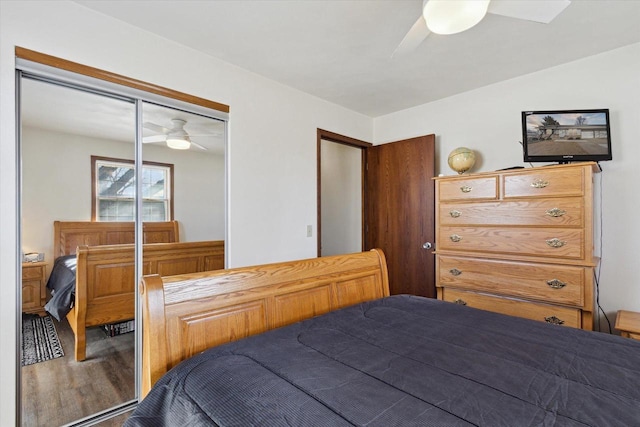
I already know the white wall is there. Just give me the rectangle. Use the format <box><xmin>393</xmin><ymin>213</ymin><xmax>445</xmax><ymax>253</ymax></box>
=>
<box><xmin>374</xmin><ymin>42</ymin><xmax>640</xmax><ymax>330</ymax></box>
<box><xmin>320</xmin><ymin>140</ymin><xmax>362</xmax><ymax>256</ymax></box>
<box><xmin>0</xmin><ymin>1</ymin><xmax>373</xmax><ymax>422</ymax></box>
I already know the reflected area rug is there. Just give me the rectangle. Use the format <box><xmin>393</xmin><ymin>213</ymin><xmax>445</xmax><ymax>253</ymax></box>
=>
<box><xmin>22</xmin><ymin>315</ymin><xmax>64</xmax><ymax>366</ymax></box>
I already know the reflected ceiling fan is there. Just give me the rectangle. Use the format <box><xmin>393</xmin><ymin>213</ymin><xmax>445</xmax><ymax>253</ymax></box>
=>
<box><xmin>393</xmin><ymin>0</ymin><xmax>571</xmax><ymax>57</ymax></box>
<box><xmin>143</xmin><ymin>118</ymin><xmax>214</xmax><ymax>150</ymax></box>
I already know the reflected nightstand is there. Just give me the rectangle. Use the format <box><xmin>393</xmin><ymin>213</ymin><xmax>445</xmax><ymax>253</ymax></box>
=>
<box><xmin>22</xmin><ymin>261</ymin><xmax>47</xmax><ymax>316</ymax></box>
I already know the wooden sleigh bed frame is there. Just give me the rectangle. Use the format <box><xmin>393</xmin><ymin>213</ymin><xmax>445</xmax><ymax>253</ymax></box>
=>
<box><xmin>53</xmin><ymin>221</ymin><xmax>181</xmax><ymax>255</ymax></box>
<box><xmin>140</xmin><ymin>248</ymin><xmax>389</xmax><ymax>397</ymax></box>
<box><xmin>132</xmin><ymin>248</ymin><xmax>640</xmax><ymax>425</ymax></box>
<box><xmin>53</xmin><ymin>221</ymin><xmax>225</xmax><ymax>361</ymax></box>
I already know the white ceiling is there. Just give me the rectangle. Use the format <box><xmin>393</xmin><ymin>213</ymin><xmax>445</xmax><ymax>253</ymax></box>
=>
<box><xmin>21</xmin><ymin>77</ymin><xmax>226</xmax><ymax>154</ymax></box>
<box><xmin>72</xmin><ymin>0</ymin><xmax>640</xmax><ymax>117</ymax></box>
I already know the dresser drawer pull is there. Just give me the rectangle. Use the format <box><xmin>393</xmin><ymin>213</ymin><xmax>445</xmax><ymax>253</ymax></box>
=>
<box><xmin>545</xmin><ymin>208</ymin><xmax>566</xmax><ymax>218</ymax></box>
<box><xmin>545</xmin><ymin>238</ymin><xmax>566</xmax><ymax>248</ymax></box>
<box><xmin>453</xmin><ymin>298</ymin><xmax>467</xmax><ymax>306</ymax></box>
<box><xmin>460</xmin><ymin>185</ymin><xmax>472</xmax><ymax>193</ymax></box>
<box><xmin>449</xmin><ymin>234</ymin><xmax>462</xmax><ymax>243</ymax></box>
<box><xmin>546</xmin><ymin>279</ymin><xmax>567</xmax><ymax>289</ymax></box>
<box><xmin>449</xmin><ymin>209</ymin><xmax>462</xmax><ymax>218</ymax></box>
<box><xmin>449</xmin><ymin>268</ymin><xmax>462</xmax><ymax>276</ymax></box>
<box><xmin>531</xmin><ymin>179</ymin><xmax>549</xmax><ymax>189</ymax></box>
<box><xmin>544</xmin><ymin>316</ymin><xmax>565</xmax><ymax>325</ymax></box>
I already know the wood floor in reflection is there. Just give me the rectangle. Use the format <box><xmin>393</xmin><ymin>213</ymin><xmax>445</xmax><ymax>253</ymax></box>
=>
<box><xmin>21</xmin><ymin>317</ymin><xmax>135</xmax><ymax>426</ymax></box>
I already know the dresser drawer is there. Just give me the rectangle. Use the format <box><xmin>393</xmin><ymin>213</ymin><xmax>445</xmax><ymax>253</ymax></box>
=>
<box><xmin>503</xmin><ymin>167</ymin><xmax>584</xmax><ymax>198</ymax></box>
<box><xmin>438</xmin><ymin>226</ymin><xmax>584</xmax><ymax>260</ymax></box>
<box><xmin>22</xmin><ymin>264</ymin><xmax>45</xmax><ymax>280</ymax></box>
<box><xmin>439</xmin><ymin>198</ymin><xmax>584</xmax><ymax>227</ymax></box>
<box><xmin>441</xmin><ymin>288</ymin><xmax>581</xmax><ymax>328</ymax></box>
<box><xmin>437</xmin><ymin>176</ymin><xmax>498</xmax><ymax>201</ymax></box>
<box><xmin>437</xmin><ymin>255</ymin><xmax>585</xmax><ymax>306</ymax></box>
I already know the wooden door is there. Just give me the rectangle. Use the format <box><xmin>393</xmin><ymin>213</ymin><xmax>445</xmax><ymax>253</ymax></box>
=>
<box><xmin>365</xmin><ymin>135</ymin><xmax>436</xmax><ymax>297</ymax></box>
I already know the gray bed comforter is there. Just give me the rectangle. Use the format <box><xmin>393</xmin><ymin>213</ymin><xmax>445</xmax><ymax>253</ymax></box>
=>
<box><xmin>44</xmin><ymin>255</ymin><xmax>77</xmax><ymax>321</ymax></box>
<box><xmin>126</xmin><ymin>295</ymin><xmax>640</xmax><ymax>426</ymax></box>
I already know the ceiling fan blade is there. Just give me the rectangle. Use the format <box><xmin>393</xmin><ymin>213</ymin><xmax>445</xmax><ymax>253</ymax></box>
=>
<box><xmin>143</xmin><ymin>135</ymin><xmax>167</xmax><ymax>143</ymax></box>
<box><xmin>189</xmin><ymin>140</ymin><xmax>208</xmax><ymax>151</ymax></box>
<box><xmin>186</xmin><ymin>133</ymin><xmax>223</xmax><ymax>138</ymax></box>
<box><xmin>488</xmin><ymin>0</ymin><xmax>571</xmax><ymax>24</ymax></box>
<box><xmin>143</xmin><ymin>121</ymin><xmax>170</xmax><ymax>134</ymax></box>
<box><xmin>392</xmin><ymin>15</ymin><xmax>431</xmax><ymax>58</ymax></box>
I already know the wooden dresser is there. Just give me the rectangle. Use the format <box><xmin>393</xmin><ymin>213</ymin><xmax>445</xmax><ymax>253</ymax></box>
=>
<box><xmin>615</xmin><ymin>310</ymin><xmax>640</xmax><ymax>340</ymax></box>
<box><xmin>22</xmin><ymin>261</ymin><xmax>47</xmax><ymax>316</ymax></box>
<box><xmin>434</xmin><ymin>163</ymin><xmax>598</xmax><ymax>330</ymax></box>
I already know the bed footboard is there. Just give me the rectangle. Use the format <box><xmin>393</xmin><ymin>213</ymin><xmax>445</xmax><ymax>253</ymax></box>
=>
<box><xmin>70</xmin><ymin>240</ymin><xmax>224</xmax><ymax>361</ymax></box>
<box><xmin>140</xmin><ymin>248</ymin><xmax>389</xmax><ymax>397</ymax></box>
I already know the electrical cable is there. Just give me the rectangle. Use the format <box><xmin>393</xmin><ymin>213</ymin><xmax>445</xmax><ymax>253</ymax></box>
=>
<box><xmin>594</xmin><ymin>163</ymin><xmax>612</xmax><ymax>333</ymax></box>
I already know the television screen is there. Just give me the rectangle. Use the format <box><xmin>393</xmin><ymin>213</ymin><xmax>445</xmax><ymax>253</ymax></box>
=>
<box><xmin>522</xmin><ymin>109</ymin><xmax>612</xmax><ymax>163</ymax></box>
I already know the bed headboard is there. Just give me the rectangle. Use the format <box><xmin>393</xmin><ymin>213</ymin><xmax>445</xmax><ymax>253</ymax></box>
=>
<box><xmin>53</xmin><ymin>221</ymin><xmax>180</xmax><ymax>258</ymax></box>
<box><xmin>140</xmin><ymin>248</ymin><xmax>390</xmax><ymax>397</ymax></box>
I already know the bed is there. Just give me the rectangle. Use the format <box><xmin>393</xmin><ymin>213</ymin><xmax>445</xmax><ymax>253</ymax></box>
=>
<box><xmin>127</xmin><ymin>249</ymin><xmax>640</xmax><ymax>426</ymax></box>
<box><xmin>45</xmin><ymin>221</ymin><xmax>225</xmax><ymax>361</ymax></box>
<box><xmin>46</xmin><ymin>221</ymin><xmax>181</xmax><ymax>322</ymax></box>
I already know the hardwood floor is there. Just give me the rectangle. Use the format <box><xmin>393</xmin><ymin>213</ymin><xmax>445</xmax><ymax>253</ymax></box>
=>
<box><xmin>21</xmin><ymin>317</ymin><xmax>135</xmax><ymax>426</ymax></box>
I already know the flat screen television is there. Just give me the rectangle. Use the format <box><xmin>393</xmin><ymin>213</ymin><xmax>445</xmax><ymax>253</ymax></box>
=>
<box><xmin>521</xmin><ymin>109</ymin><xmax>612</xmax><ymax>163</ymax></box>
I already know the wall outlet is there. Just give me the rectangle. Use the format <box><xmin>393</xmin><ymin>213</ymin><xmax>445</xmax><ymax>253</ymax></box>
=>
<box><xmin>306</xmin><ymin>225</ymin><xmax>313</xmax><ymax>237</ymax></box>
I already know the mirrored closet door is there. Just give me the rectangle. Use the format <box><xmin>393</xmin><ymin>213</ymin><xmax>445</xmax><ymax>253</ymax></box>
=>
<box><xmin>18</xmin><ymin>63</ymin><xmax>227</xmax><ymax>426</ymax></box>
<box><xmin>20</xmin><ymin>76</ymin><xmax>138</xmax><ymax>425</ymax></box>
<box><xmin>141</xmin><ymin>102</ymin><xmax>226</xmax><ymax>246</ymax></box>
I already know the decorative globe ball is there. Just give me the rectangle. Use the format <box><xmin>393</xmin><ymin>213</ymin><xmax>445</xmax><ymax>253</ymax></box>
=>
<box><xmin>448</xmin><ymin>147</ymin><xmax>476</xmax><ymax>174</ymax></box>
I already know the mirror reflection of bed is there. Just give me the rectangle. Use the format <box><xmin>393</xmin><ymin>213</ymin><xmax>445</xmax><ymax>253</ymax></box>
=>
<box><xmin>46</xmin><ymin>221</ymin><xmax>224</xmax><ymax>361</ymax></box>
<box><xmin>20</xmin><ymin>78</ymin><xmax>226</xmax><ymax>425</ymax></box>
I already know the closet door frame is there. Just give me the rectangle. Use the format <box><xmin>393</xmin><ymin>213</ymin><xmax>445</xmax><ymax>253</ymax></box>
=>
<box><xmin>15</xmin><ymin>47</ymin><xmax>229</xmax><ymax>425</ymax></box>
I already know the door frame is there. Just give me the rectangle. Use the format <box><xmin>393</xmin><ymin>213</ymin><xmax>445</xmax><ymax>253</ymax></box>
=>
<box><xmin>316</xmin><ymin>129</ymin><xmax>371</xmax><ymax>257</ymax></box>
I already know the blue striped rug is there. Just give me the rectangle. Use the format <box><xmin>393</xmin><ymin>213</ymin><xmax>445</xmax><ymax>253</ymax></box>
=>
<box><xmin>22</xmin><ymin>315</ymin><xmax>64</xmax><ymax>366</ymax></box>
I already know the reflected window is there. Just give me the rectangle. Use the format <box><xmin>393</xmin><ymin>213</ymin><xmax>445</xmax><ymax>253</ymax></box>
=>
<box><xmin>92</xmin><ymin>156</ymin><xmax>174</xmax><ymax>221</ymax></box>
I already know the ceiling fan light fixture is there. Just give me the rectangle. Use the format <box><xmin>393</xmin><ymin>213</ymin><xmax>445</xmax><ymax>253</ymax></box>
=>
<box><xmin>166</xmin><ymin>137</ymin><xmax>191</xmax><ymax>150</ymax></box>
<box><xmin>423</xmin><ymin>0</ymin><xmax>490</xmax><ymax>35</ymax></box>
